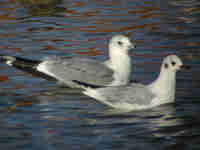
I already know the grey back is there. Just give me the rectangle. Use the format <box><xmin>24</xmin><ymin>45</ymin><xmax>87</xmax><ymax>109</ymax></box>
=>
<box><xmin>97</xmin><ymin>83</ymin><xmax>155</xmax><ymax>106</ymax></box>
<box><xmin>43</xmin><ymin>56</ymin><xmax>114</xmax><ymax>87</ymax></box>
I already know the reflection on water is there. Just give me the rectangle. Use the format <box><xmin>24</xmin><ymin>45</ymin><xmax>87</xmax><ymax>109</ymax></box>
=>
<box><xmin>19</xmin><ymin>0</ymin><xmax>66</xmax><ymax>16</ymax></box>
<box><xmin>0</xmin><ymin>0</ymin><xmax>200</xmax><ymax>149</ymax></box>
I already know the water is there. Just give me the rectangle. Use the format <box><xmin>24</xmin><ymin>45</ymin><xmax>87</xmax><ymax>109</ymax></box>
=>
<box><xmin>1</xmin><ymin>0</ymin><xmax>200</xmax><ymax>149</ymax></box>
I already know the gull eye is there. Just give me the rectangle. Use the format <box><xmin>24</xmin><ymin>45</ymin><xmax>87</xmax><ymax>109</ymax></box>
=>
<box><xmin>171</xmin><ymin>61</ymin><xmax>176</xmax><ymax>66</ymax></box>
<box><xmin>164</xmin><ymin>63</ymin><xmax>168</xmax><ymax>69</ymax></box>
<box><xmin>118</xmin><ymin>41</ymin><xmax>123</xmax><ymax>46</ymax></box>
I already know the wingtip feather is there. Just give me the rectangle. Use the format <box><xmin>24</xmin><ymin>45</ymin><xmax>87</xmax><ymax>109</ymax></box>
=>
<box><xmin>0</xmin><ymin>55</ymin><xmax>16</xmax><ymax>66</ymax></box>
<box><xmin>72</xmin><ymin>80</ymin><xmax>103</xmax><ymax>89</ymax></box>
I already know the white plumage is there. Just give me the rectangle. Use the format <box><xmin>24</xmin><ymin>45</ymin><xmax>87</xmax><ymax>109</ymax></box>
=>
<box><xmin>75</xmin><ymin>55</ymin><xmax>185</xmax><ymax>111</ymax></box>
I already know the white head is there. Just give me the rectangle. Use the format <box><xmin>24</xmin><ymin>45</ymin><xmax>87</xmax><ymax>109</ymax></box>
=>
<box><xmin>108</xmin><ymin>35</ymin><xmax>135</xmax><ymax>56</ymax></box>
<box><xmin>161</xmin><ymin>55</ymin><xmax>183</xmax><ymax>73</ymax></box>
<box><xmin>148</xmin><ymin>55</ymin><xmax>185</xmax><ymax>106</ymax></box>
<box><xmin>106</xmin><ymin>35</ymin><xmax>135</xmax><ymax>86</ymax></box>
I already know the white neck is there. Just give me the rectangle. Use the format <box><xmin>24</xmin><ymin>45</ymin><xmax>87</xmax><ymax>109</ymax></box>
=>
<box><xmin>108</xmin><ymin>48</ymin><xmax>132</xmax><ymax>86</ymax></box>
<box><xmin>147</xmin><ymin>66</ymin><xmax>176</xmax><ymax>104</ymax></box>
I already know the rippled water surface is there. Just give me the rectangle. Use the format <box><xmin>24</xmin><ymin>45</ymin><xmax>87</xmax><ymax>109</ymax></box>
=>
<box><xmin>1</xmin><ymin>0</ymin><xmax>200</xmax><ymax>149</ymax></box>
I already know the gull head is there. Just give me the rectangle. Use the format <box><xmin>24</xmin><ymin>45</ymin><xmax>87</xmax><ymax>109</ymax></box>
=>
<box><xmin>109</xmin><ymin>35</ymin><xmax>135</xmax><ymax>56</ymax></box>
<box><xmin>162</xmin><ymin>55</ymin><xmax>183</xmax><ymax>72</ymax></box>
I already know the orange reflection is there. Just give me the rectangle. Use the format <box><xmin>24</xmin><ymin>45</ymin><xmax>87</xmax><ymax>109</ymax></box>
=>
<box><xmin>0</xmin><ymin>14</ymin><xmax>16</xmax><ymax>20</ymax></box>
<box><xmin>8</xmin><ymin>106</ymin><xmax>17</xmax><ymax>112</ymax></box>
<box><xmin>0</xmin><ymin>1</ymin><xmax>10</xmax><ymax>6</ymax></box>
<box><xmin>129</xmin><ymin>5</ymin><xmax>160</xmax><ymax>14</ymax></box>
<box><xmin>12</xmin><ymin>84</ymin><xmax>25</xmax><ymax>90</ymax></box>
<box><xmin>16</xmin><ymin>101</ymin><xmax>33</xmax><ymax>107</ymax></box>
<box><xmin>83</xmin><ymin>10</ymin><xmax>100</xmax><ymax>17</ymax></box>
<box><xmin>119</xmin><ymin>23</ymin><xmax>158</xmax><ymax>32</ymax></box>
<box><xmin>140</xmin><ymin>13</ymin><xmax>160</xmax><ymax>19</ymax></box>
<box><xmin>0</xmin><ymin>75</ymin><xmax>9</xmax><ymax>82</ymax></box>
<box><xmin>2</xmin><ymin>7</ymin><xmax>17</xmax><ymax>12</ymax></box>
<box><xmin>75</xmin><ymin>1</ymin><xmax>85</xmax><ymax>7</ymax></box>
<box><xmin>152</xmin><ymin>45</ymin><xmax>170</xmax><ymax>49</ymax></box>
<box><xmin>0</xmin><ymin>33</ymin><xmax>18</xmax><ymax>38</ymax></box>
<box><xmin>184</xmin><ymin>7</ymin><xmax>200</xmax><ymax>13</ymax></box>
<box><xmin>184</xmin><ymin>42</ymin><xmax>200</xmax><ymax>47</ymax></box>
<box><xmin>65</xmin><ymin>9</ymin><xmax>77</xmax><ymax>15</ymax></box>
<box><xmin>76</xmin><ymin>47</ymin><xmax>103</xmax><ymax>56</ymax></box>
<box><xmin>43</xmin><ymin>45</ymin><xmax>56</xmax><ymax>50</ymax></box>
<box><xmin>8</xmin><ymin>0</ymin><xmax>17</xmax><ymax>2</ymax></box>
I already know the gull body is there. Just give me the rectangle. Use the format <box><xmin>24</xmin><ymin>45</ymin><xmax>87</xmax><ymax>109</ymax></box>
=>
<box><xmin>74</xmin><ymin>55</ymin><xmax>184</xmax><ymax>111</ymax></box>
<box><xmin>0</xmin><ymin>35</ymin><xmax>135</xmax><ymax>88</ymax></box>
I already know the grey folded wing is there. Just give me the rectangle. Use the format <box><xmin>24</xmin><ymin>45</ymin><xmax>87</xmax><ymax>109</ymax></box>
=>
<box><xmin>40</xmin><ymin>56</ymin><xmax>114</xmax><ymax>87</ymax></box>
<box><xmin>97</xmin><ymin>83</ymin><xmax>155</xmax><ymax>106</ymax></box>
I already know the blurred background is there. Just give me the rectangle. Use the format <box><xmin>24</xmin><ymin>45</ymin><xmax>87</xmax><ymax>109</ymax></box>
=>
<box><xmin>0</xmin><ymin>0</ymin><xmax>200</xmax><ymax>149</ymax></box>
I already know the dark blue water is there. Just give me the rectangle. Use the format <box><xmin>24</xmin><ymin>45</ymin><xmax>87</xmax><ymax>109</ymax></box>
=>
<box><xmin>1</xmin><ymin>0</ymin><xmax>200</xmax><ymax>149</ymax></box>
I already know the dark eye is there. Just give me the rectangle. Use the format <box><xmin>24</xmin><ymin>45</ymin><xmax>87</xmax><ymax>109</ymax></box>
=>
<box><xmin>171</xmin><ymin>61</ymin><xmax>176</xmax><ymax>66</ymax></box>
<box><xmin>118</xmin><ymin>41</ymin><xmax>123</xmax><ymax>45</ymax></box>
<box><xmin>164</xmin><ymin>63</ymin><xmax>168</xmax><ymax>69</ymax></box>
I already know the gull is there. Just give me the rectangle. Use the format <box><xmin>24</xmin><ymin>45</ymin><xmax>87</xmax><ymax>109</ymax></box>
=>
<box><xmin>73</xmin><ymin>55</ymin><xmax>188</xmax><ymax>111</ymax></box>
<box><xmin>0</xmin><ymin>35</ymin><xmax>135</xmax><ymax>88</ymax></box>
